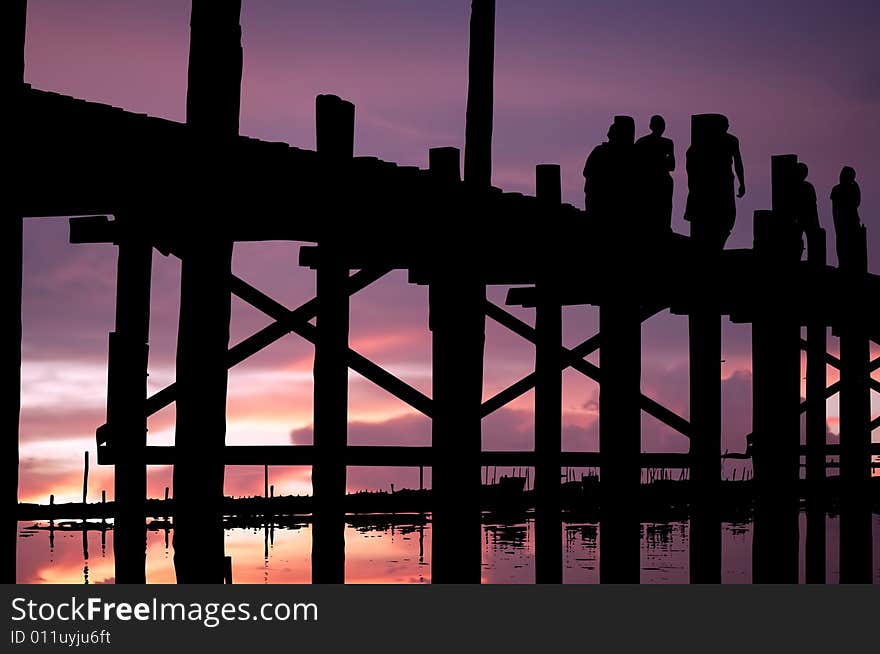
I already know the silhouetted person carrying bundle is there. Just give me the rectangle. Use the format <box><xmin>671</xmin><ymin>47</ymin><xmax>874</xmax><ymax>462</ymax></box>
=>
<box><xmin>684</xmin><ymin>114</ymin><xmax>745</xmax><ymax>249</ymax></box>
<box><xmin>831</xmin><ymin>166</ymin><xmax>862</xmax><ymax>269</ymax></box>
<box><xmin>635</xmin><ymin>115</ymin><xmax>675</xmax><ymax>233</ymax></box>
<box><xmin>795</xmin><ymin>162</ymin><xmax>820</xmax><ymax>258</ymax></box>
<box><xmin>583</xmin><ymin>115</ymin><xmax>636</xmax><ymax>231</ymax></box>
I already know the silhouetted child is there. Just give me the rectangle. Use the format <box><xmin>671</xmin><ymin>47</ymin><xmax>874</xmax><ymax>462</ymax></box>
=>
<box><xmin>831</xmin><ymin>166</ymin><xmax>861</xmax><ymax>268</ymax></box>
<box><xmin>635</xmin><ymin>115</ymin><xmax>675</xmax><ymax>233</ymax></box>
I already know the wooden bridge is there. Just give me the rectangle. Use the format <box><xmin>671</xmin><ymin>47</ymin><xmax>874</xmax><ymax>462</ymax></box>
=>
<box><xmin>5</xmin><ymin>0</ymin><xmax>877</xmax><ymax>585</ymax></box>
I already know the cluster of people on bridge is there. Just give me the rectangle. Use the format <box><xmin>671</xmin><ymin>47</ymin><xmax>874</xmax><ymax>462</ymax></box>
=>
<box><xmin>582</xmin><ymin>114</ymin><xmax>863</xmax><ymax>265</ymax></box>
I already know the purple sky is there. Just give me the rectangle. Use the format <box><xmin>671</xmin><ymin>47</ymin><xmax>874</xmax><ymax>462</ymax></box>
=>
<box><xmin>17</xmin><ymin>0</ymin><xmax>880</xmax><ymax>502</ymax></box>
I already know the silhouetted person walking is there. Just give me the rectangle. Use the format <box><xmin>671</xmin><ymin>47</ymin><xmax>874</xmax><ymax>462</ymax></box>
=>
<box><xmin>831</xmin><ymin>166</ymin><xmax>861</xmax><ymax>268</ymax></box>
<box><xmin>795</xmin><ymin>162</ymin><xmax>820</xmax><ymax>259</ymax></box>
<box><xmin>635</xmin><ymin>115</ymin><xmax>675</xmax><ymax>233</ymax></box>
<box><xmin>685</xmin><ymin>114</ymin><xmax>745</xmax><ymax>249</ymax></box>
<box><xmin>583</xmin><ymin>116</ymin><xmax>636</xmax><ymax>229</ymax></box>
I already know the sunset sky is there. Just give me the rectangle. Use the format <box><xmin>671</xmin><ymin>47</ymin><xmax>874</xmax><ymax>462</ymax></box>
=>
<box><xmin>17</xmin><ymin>0</ymin><xmax>880</xmax><ymax>504</ymax></box>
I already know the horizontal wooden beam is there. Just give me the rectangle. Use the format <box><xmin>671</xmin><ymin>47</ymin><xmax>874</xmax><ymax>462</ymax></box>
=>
<box><xmin>99</xmin><ymin>445</ymin><xmax>692</xmax><ymax>468</ymax></box>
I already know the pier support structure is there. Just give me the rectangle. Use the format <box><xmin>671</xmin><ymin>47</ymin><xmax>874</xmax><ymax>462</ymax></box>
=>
<box><xmin>311</xmin><ymin>94</ymin><xmax>355</xmax><ymax>584</ymax></box>
<box><xmin>838</xmin><ymin>224</ymin><xmax>872</xmax><ymax>583</ymax></box>
<box><xmin>3</xmin><ymin>0</ymin><xmax>27</xmax><ymax>584</ymax></box>
<box><xmin>751</xmin><ymin>156</ymin><xmax>802</xmax><ymax>582</ymax></box>
<box><xmin>173</xmin><ymin>0</ymin><xmax>243</xmax><ymax>583</ymax></box>
<box><xmin>534</xmin><ymin>164</ymin><xmax>563</xmax><ymax>584</ymax></box>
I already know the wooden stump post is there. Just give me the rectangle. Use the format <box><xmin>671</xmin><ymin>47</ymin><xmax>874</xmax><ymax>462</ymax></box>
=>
<box><xmin>805</xmin><ymin>227</ymin><xmax>826</xmax><ymax>583</ymax></box>
<box><xmin>311</xmin><ymin>94</ymin><xmax>354</xmax><ymax>584</ymax></box>
<box><xmin>686</xmin><ymin>115</ymin><xmax>724</xmax><ymax>583</ymax></box>
<box><xmin>534</xmin><ymin>164</ymin><xmax>563</xmax><ymax>584</ymax></box>
<box><xmin>431</xmin><ymin>0</ymin><xmax>494</xmax><ymax>586</ymax></box>
<box><xmin>598</xmin><ymin>242</ymin><xmax>641</xmax><ymax>583</ymax></box>
<box><xmin>838</xmin><ymin>225</ymin><xmax>872</xmax><ymax>583</ymax></box>
<box><xmin>2</xmin><ymin>0</ymin><xmax>27</xmax><ymax>586</ymax></box>
<box><xmin>751</xmin><ymin>166</ymin><xmax>802</xmax><ymax>582</ymax></box>
<box><xmin>107</xmin><ymin>216</ymin><xmax>152</xmax><ymax>583</ymax></box>
<box><xmin>173</xmin><ymin>0</ymin><xmax>242</xmax><ymax>583</ymax></box>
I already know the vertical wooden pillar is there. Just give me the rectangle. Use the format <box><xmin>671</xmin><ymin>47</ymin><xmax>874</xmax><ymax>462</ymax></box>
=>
<box><xmin>173</xmin><ymin>0</ymin><xmax>242</xmax><ymax>583</ymax></box>
<box><xmin>687</xmin><ymin>117</ymin><xmax>723</xmax><ymax>583</ymax></box>
<box><xmin>430</xmin><ymin>0</ymin><xmax>493</xmax><ymax>585</ymax></box>
<box><xmin>463</xmin><ymin>0</ymin><xmax>495</xmax><ymax>189</ymax></box>
<box><xmin>427</xmin><ymin>146</ymin><xmax>483</xmax><ymax>582</ymax></box>
<box><xmin>3</xmin><ymin>0</ymin><xmax>27</xmax><ymax>585</ymax></box>
<box><xmin>688</xmin><ymin>300</ymin><xmax>721</xmax><ymax>583</ymax></box>
<box><xmin>311</xmin><ymin>94</ymin><xmax>354</xmax><ymax>584</ymax></box>
<box><xmin>430</xmin><ymin>278</ymin><xmax>485</xmax><ymax>583</ymax></box>
<box><xmin>751</xmin><ymin>176</ymin><xmax>802</xmax><ymax>582</ymax></box>
<box><xmin>2</xmin><ymin>213</ymin><xmax>22</xmax><ymax>585</ymax></box>
<box><xmin>599</xmin><ymin>265</ymin><xmax>641</xmax><ymax>584</ymax></box>
<box><xmin>534</xmin><ymin>164</ymin><xmax>563</xmax><ymax>584</ymax></box>
<box><xmin>838</xmin><ymin>225</ymin><xmax>872</xmax><ymax>583</ymax></box>
<box><xmin>805</xmin><ymin>227</ymin><xmax>826</xmax><ymax>583</ymax></box>
<box><xmin>107</xmin><ymin>217</ymin><xmax>152</xmax><ymax>583</ymax></box>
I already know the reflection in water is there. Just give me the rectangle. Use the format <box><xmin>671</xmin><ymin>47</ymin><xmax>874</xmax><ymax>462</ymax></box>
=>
<box><xmin>15</xmin><ymin>512</ymin><xmax>880</xmax><ymax>584</ymax></box>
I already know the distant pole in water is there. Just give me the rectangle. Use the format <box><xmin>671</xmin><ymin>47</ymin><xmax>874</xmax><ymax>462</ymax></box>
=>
<box><xmin>264</xmin><ymin>464</ymin><xmax>269</xmax><ymax>499</ymax></box>
<box><xmin>270</xmin><ymin>485</ymin><xmax>274</xmax><ymax>500</ymax></box>
<box><xmin>164</xmin><ymin>487</ymin><xmax>169</xmax><ymax>501</ymax></box>
<box><xmin>82</xmin><ymin>451</ymin><xmax>89</xmax><ymax>505</ymax></box>
<box><xmin>420</xmin><ymin>465</ymin><xmax>425</xmax><ymax>491</ymax></box>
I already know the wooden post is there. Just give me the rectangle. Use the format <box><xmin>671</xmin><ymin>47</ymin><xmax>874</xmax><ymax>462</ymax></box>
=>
<box><xmin>173</xmin><ymin>0</ymin><xmax>242</xmax><ymax>584</ymax></box>
<box><xmin>2</xmin><ymin>0</ymin><xmax>27</xmax><ymax>586</ymax></box>
<box><xmin>805</xmin><ymin>227</ymin><xmax>826</xmax><ymax>583</ymax></box>
<box><xmin>534</xmin><ymin>164</ymin><xmax>563</xmax><ymax>584</ymax></box>
<box><xmin>311</xmin><ymin>94</ymin><xmax>354</xmax><ymax>584</ymax></box>
<box><xmin>838</xmin><ymin>225</ymin><xmax>872</xmax><ymax>583</ymax></box>
<box><xmin>82</xmin><ymin>451</ymin><xmax>89</xmax><ymax>505</ymax></box>
<box><xmin>430</xmin><ymin>278</ymin><xmax>485</xmax><ymax>583</ymax></box>
<box><xmin>106</xmin><ymin>214</ymin><xmax>152</xmax><ymax>583</ymax></box>
<box><xmin>599</xmin><ymin>295</ymin><xmax>641</xmax><ymax>583</ymax></box>
<box><xmin>430</xmin><ymin>0</ymin><xmax>494</xmax><ymax>585</ymax></box>
<box><xmin>463</xmin><ymin>0</ymin><xmax>495</xmax><ymax>189</ymax></box>
<box><xmin>751</xmin><ymin>172</ymin><xmax>802</xmax><ymax>582</ymax></box>
<box><xmin>687</xmin><ymin>116</ymin><xmax>723</xmax><ymax>583</ymax></box>
<box><xmin>426</xmin><ymin>145</ymin><xmax>482</xmax><ymax>583</ymax></box>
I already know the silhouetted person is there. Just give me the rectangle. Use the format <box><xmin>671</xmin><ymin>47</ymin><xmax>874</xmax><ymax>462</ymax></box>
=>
<box><xmin>685</xmin><ymin>114</ymin><xmax>745</xmax><ymax>249</ymax></box>
<box><xmin>795</xmin><ymin>162</ymin><xmax>820</xmax><ymax>258</ymax></box>
<box><xmin>583</xmin><ymin>116</ymin><xmax>636</xmax><ymax>229</ymax></box>
<box><xmin>831</xmin><ymin>166</ymin><xmax>861</xmax><ymax>267</ymax></box>
<box><xmin>635</xmin><ymin>115</ymin><xmax>675</xmax><ymax>233</ymax></box>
